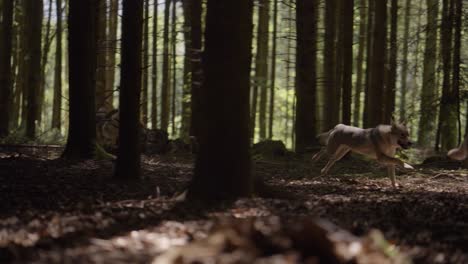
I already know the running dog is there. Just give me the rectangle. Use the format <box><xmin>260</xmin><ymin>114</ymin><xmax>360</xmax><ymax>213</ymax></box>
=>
<box><xmin>312</xmin><ymin>121</ymin><xmax>414</xmax><ymax>187</ymax></box>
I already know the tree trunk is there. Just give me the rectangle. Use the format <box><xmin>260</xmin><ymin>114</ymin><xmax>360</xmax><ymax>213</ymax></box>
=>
<box><xmin>141</xmin><ymin>0</ymin><xmax>149</xmax><ymax>126</ymax></box>
<box><xmin>324</xmin><ymin>0</ymin><xmax>338</xmax><ymax>130</ymax></box>
<box><xmin>284</xmin><ymin>0</ymin><xmax>293</xmax><ymax>145</ymax></box>
<box><xmin>115</xmin><ymin>0</ymin><xmax>143</xmax><ymax>180</ymax></box>
<box><xmin>187</xmin><ymin>0</ymin><xmax>253</xmax><ymax>200</ymax></box>
<box><xmin>295</xmin><ymin>0</ymin><xmax>318</xmax><ymax>153</ymax></box>
<box><xmin>267</xmin><ymin>0</ymin><xmax>278</xmax><ymax>139</ymax></box>
<box><xmin>106</xmin><ymin>0</ymin><xmax>118</xmax><ymax>110</ymax></box>
<box><xmin>452</xmin><ymin>0</ymin><xmax>462</xmax><ymax>143</ymax></box>
<box><xmin>180</xmin><ymin>0</ymin><xmax>192</xmax><ymax>140</ymax></box>
<box><xmin>362</xmin><ymin>0</ymin><xmax>374</xmax><ymax>127</ymax></box>
<box><xmin>170</xmin><ymin>0</ymin><xmax>177</xmax><ymax>137</ymax></box>
<box><xmin>24</xmin><ymin>0</ymin><xmax>43</xmax><ymax>139</ymax></box>
<box><xmin>384</xmin><ymin>0</ymin><xmax>398</xmax><ymax>124</ymax></box>
<box><xmin>353</xmin><ymin>0</ymin><xmax>366</xmax><ymax>127</ymax></box>
<box><xmin>437</xmin><ymin>0</ymin><xmax>457</xmax><ymax>151</ymax></box>
<box><xmin>341</xmin><ymin>0</ymin><xmax>354</xmax><ymax>125</ymax></box>
<box><xmin>188</xmin><ymin>0</ymin><xmax>202</xmax><ymax>139</ymax></box>
<box><xmin>95</xmin><ymin>0</ymin><xmax>107</xmax><ymax>111</ymax></box>
<box><xmin>256</xmin><ymin>0</ymin><xmax>269</xmax><ymax>140</ymax></box>
<box><xmin>0</xmin><ymin>0</ymin><xmax>14</xmax><ymax>137</ymax></box>
<box><xmin>38</xmin><ymin>0</ymin><xmax>53</xmax><ymax>126</ymax></box>
<box><xmin>160</xmin><ymin>0</ymin><xmax>171</xmax><ymax>131</ymax></box>
<box><xmin>417</xmin><ymin>0</ymin><xmax>439</xmax><ymax>146</ymax></box>
<box><xmin>399</xmin><ymin>0</ymin><xmax>411</xmax><ymax>120</ymax></box>
<box><xmin>151</xmin><ymin>0</ymin><xmax>158</xmax><ymax>129</ymax></box>
<box><xmin>62</xmin><ymin>0</ymin><xmax>97</xmax><ymax>159</ymax></box>
<box><xmin>52</xmin><ymin>0</ymin><xmax>63</xmax><ymax>130</ymax></box>
<box><xmin>366</xmin><ymin>0</ymin><xmax>387</xmax><ymax>127</ymax></box>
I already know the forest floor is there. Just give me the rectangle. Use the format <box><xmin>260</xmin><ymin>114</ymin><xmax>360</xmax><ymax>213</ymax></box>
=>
<box><xmin>0</xmin><ymin>145</ymin><xmax>467</xmax><ymax>264</ymax></box>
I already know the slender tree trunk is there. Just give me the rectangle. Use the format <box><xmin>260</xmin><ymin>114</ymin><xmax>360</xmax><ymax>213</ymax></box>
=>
<box><xmin>151</xmin><ymin>0</ymin><xmax>159</xmax><ymax>129</ymax></box>
<box><xmin>160</xmin><ymin>0</ymin><xmax>171</xmax><ymax>131</ymax></box>
<box><xmin>384</xmin><ymin>0</ymin><xmax>398</xmax><ymax>123</ymax></box>
<box><xmin>399</xmin><ymin>0</ymin><xmax>411</xmax><ymax>120</ymax></box>
<box><xmin>115</xmin><ymin>0</ymin><xmax>143</xmax><ymax>180</ymax></box>
<box><xmin>295</xmin><ymin>0</ymin><xmax>318</xmax><ymax>153</ymax></box>
<box><xmin>452</xmin><ymin>0</ymin><xmax>462</xmax><ymax>143</ymax></box>
<box><xmin>9</xmin><ymin>1</ymin><xmax>19</xmax><ymax>130</ymax></box>
<box><xmin>180</xmin><ymin>0</ymin><xmax>192</xmax><ymax>140</ymax></box>
<box><xmin>324</xmin><ymin>0</ymin><xmax>338</xmax><ymax>129</ymax></box>
<box><xmin>284</xmin><ymin>0</ymin><xmax>293</xmax><ymax>145</ymax></box>
<box><xmin>24</xmin><ymin>0</ymin><xmax>43</xmax><ymax>139</ymax></box>
<box><xmin>62</xmin><ymin>0</ymin><xmax>97</xmax><ymax>159</ymax></box>
<box><xmin>0</xmin><ymin>0</ymin><xmax>14</xmax><ymax>137</ymax></box>
<box><xmin>362</xmin><ymin>0</ymin><xmax>374</xmax><ymax>127</ymax></box>
<box><xmin>141</xmin><ymin>0</ymin><xmax>149</xmax><ymax>126</ymax></box>
<box><xmin>417</xmin><ymin>0</ymin><xmax>439</xmax><ymax>146</ymax></box>
<box><xmin>255</xmin><ymin>0</ymin><xmax>269</xmax><ymax>140</ymax></box>
<box><xmin>188</xmin><ymin>0</ymin><xmax>202</xmax><ymax>139</ymax></box>
<box><xmin>37</xmin><ymin>0</ymin><xmax>53</xmax><ymax>126</ymax></box>
<box><xmin>95</xmin><ymin>0</ymin><xmax>107</xmax><ymax>111</ymax></box>
<box><xmin>170</xmin><ymin>0</ymin><xmax>177</xmax><ymax>136</ymax></box>
<box><xmin>268</xmin><ymin>0</ymin><xmax>278</xmax><ymax>139</ymax></box>
<box><xmin>335</xmin><ymin>1</ymin><xmax>343</xmax><ymax>122</ymax></box>
<box><xmin>52</xmin><ymin>0</ymin><xmax>63</xmax><ymax>130</ymax></box>
<box><xmin>367</xmin><ymin>0</ymin><xmax>387</xmax><ymax>127</ymax></box>
<box><xmin>105</xmin><ymin>0</ymin><xmax>118</xmax><ymax>110</ymax></box>
<box><xmin>353</xmin><ymin>0</ymin><xmax>366</xmax><ymax>127</ymax></box>
<box><xmin>12</xmin><ymin>1</ymin><xmax>24</xmax><ymax>130</ymax></box>
<box><xmin>341</xmin><ymin>0</ymin><xmax>354</xmax><ymax>125</ymax></box>
<box><xmin>187</xmin><ymin>0</ymin><xmax>254</xmax><ymax>200</ymax></box>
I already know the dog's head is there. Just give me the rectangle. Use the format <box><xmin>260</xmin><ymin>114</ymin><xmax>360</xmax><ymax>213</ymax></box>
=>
<box><xmin>391</xmin><ymin>120</ymin><xmax>412</xmax><ymax>149</ymax></box>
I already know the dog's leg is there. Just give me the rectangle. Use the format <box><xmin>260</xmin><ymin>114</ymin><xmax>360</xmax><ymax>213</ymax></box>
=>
<box><xmin>387</xmin><ymin>165</ymin><xmax>397</xmax><ymax>187</ymax></box>
<box><xmin>377</xmin><ymin>153</ymin><xmax>413</xmax><ymax>169</ymax></box>
<box><xmin>312</xmin><ymin>148</ymin><xmax>326</xmax><ymax>162</ymax></box>
<box><xmin>321</xmin><ymin>146</ymin><xmax>350</xmax><ymax>175</ymax></box>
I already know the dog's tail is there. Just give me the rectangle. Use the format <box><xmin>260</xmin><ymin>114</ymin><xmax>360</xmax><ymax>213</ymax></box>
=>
<box><xmin>448</xmin><ymin>135</ymin><xmax>468</xmax><ymax>161</ymax></box>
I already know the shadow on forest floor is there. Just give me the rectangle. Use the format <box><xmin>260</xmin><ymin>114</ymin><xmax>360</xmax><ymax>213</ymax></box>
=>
<box><xmin>0</xmin><ymin>146</ymin><xmax>467</xmax><ymax>263</ymax></box>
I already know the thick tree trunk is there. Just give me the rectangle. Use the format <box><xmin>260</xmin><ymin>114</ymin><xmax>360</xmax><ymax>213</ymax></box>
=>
<box><xmin>353</xmin><ymin>0</ymin><xmax>366</xmax><ymax>127</ymax></box>
<box><xmin>362</xmin><ymin>0</ymin><xmax>374</xmax><ymax>127</ymax></box>
<box><xmin>38</xmin><ymin>0</ymin><xmax>53</xmax><ymax>125</ymax></box>
<box><xmin>160</xmin><ymin>0</ymin><xmax>171</xmax><ymax>131</ymax></box>
<box><xmin>256</xmin><ymin>0</ymin><xmax>269</xmax><ymax>140</ymax></box>
<box><xmin>188</xmin><ymin>0</ymin><xmax>202</xmax><ymax>139</ymax></box>
<box><xmin>62</xmin><ymin>0</ymin><xmax>97</xmax><ymax>159</ymax></box>
<box><xmin>295</xmin><ymin>0</ymin><xmax>318</xmax><ymax>153</ymax></box>
<box><xmin>324</xmin><ymin>0</ymin><xmax>338</xmax><ymax>130</ymax></box>
<box><xmin>187</xmin><ymin>0</ymin><xmax>253</xmax><ymax>200</ymax></box>
<box><xmin>115</xmin><ymin>0</ymin><xmax>143</xmax><ymax>180</ymax></box>
<box><xmin>268</xmin><ymin>0</ymin><xmax>278</xmax><ymax>139</ymax></box>
<box><xmin>384</xmin><ymin>0</ymin><xmax>398</xmax><ymax>124</ymax></box>
<box><xmin>24</xmin><ymin>0</ymin><xmax>43</xmax><ymax>139</ymax></box>
<box><xmin>417</xmin><ymin>0</ymin><xmax>439</xmax><ymax>146</ymax></box>
<box><xmin>106</xmin><ymin>0</ymin><xmax>118</xmax><ymax>110</ymax></box>
<box><xmin>151</xmin><ymin>0</ymin><xmax>158</xmax><ymax>129</ymax></box>
<box><xmin>141</xmin><ymin>0</ymin><xmax>149</xmax><ymax>127</ymax></box>
<box><xmin>399</xmin><ymin>0</ymin><xmax>411</xmax><ymax>120</ymax></box>
<box><xmin>95</xmin><ymin>0</ymin><xmax>107</xmax><ymax>111</ymax></box>
<box><xmin>341</xmin><ymin>0</ymin><xmax>354</xmax><ymax>125</ymax></box>
<box><xmin>366</xmin><ymin>0</ymin><xmax>387</xmax><ymax>127</ymax></box>
<box><xmin>52</xmin><ymin>0</ymin><xmax>63</xmax><ymax>130</ymax></box>
<box><xmin>0</xmin><ymin>0</ymin><xmax>14</xmax><ymax>137</ymax></box>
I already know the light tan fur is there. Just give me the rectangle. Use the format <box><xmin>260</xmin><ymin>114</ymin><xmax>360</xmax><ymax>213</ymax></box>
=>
<box><xmin>447</xmin><ymin>135</ymin><xmax>468</xmax><ymax>161</ymax></box>
<box><xmin>312</xmin><ymin>121</ymin><xmax>414</xmax><ymax>187</ymax></box>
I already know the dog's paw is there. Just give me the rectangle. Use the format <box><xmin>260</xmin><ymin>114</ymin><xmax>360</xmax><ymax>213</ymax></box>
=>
<box><xmin>403</xmin><ymin>163</ymin><xmax>414</xmax><ymax>170</ymax></box>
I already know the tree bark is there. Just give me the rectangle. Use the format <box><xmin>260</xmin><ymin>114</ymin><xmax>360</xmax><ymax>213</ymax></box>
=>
<box><xmin>256</xmin><ymin>0</ymin><xmax>269</xmax><ymax>140</ymax></box>
<box><xmin>105</xmin><ymin>0</ymin><xmax>118</xmax><ymax>110</ymax></box>
<box><xmin>366</xmin><ymin>0</ymin><xmax>387</xmax><ymax>127</ymax></box>
<box><xmin>0</xmin><ymin>0</ymin><xmax>14</xmax><ymax>137</ymax></box>
<box><xmin>295</xmin><ymin>0</ymin><xmax>318</xmax><ymax>153</ymax></box>
<box><xmin>341</xmin><ymin>0</ymin><xmax>354</xmax><ymax>125</ymax></box>
<box><xmin>417</xmin><ymin>0</ymin><xmax>439</xmax><ymax>146</ymax></box>
<box><xmin>170</xmin><ymin>0</ymin><xmax>177</xmax><ymax>137</ymax></box>
<box><xmin>187</xmin><ymin>0</ymin><xmax>253</xmax><ymax>200</ymax></box>
<box><xmin>62</xmin><ymin>0</ymin><xmax>97</xmax><ymax>159</ymax></box>
<box><xmin>353</xmin><ymin>0</ymin><xmax>366</xmax><ymax>127</ymax></box>
<box><xmin>324</xmin><ymin>0</ymin><xmax>338</xmax><ymax>129</ymax></box>
<box><xmin>141</xmin><ymin>0</ymin><xmax>149</xmax><ymax>126</ymax></box>
<box><xmin>180</xmin><ymin>0</ymin><xmax>192</xmax><ymax>140</ymax></box>
<box><xmin>384</xmin><ymin>0</ymin><xmax>398</xmax><ymax>124</ymax></box>
<box><xmin>362</xmin><ymin>0</ymin><xmax>374</xmax><ymax>127</ymax></box>
<box><xmin>95</xmin><ymin>0</ymin><xmax>108</xmax><ymax>111</ymax></box>
<box><xmin>52</xmin><ymin>0</ymin><xmax>63</xmax><ymax>130</ymax></box>
<box><xmin>151</xmin><ymin>0</ymin><xmax>159</xmax><ymax>129</ymax></box>
<box><xmin>160</xmin><ymin>0</ymin><xmax>171</xmax><ymax>131</ymax></box>
<box><xmin>115</xmin><ymin>0</ymin><xmax>143</xmax><ymax>180</ymax></box>
<box><xmin>399</xmin><ymin>0</ymin><xmax>411</xmax><ymax>120</ymax></box>
<box><xmin>188</xmin><ymin>0</ymin><xmax>202</xmax><ymax>139</ymax></box>
<box><xmin>24</xmin><ymin>0</ymin><xmax>43</xmax><ymax>139</ymax></box>
<box><xmin>38</xmin><ymin>0</ymin><xmax>53</xmax><ymax>126</ymax></box>
<box><xmin>268</xmin><ymin>0</ymin><xmax>278</xmax><ymax>139</ymax></box>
